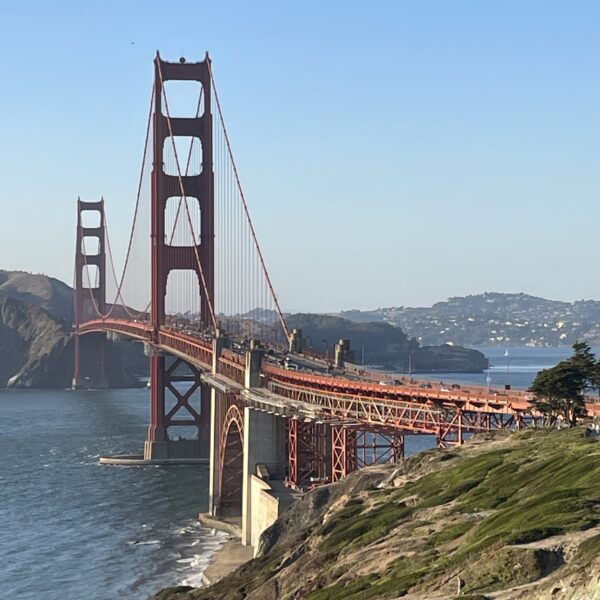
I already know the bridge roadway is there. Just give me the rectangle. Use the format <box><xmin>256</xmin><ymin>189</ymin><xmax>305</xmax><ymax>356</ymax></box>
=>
<box><xmin>77</xmin><ymin>318</ymin><xmax>600</xmax><ymax>438</ymax></box>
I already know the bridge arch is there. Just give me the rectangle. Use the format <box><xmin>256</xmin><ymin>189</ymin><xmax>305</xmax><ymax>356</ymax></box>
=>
<box><xmin>218</xmin><ymin>403</ymin><xmax>244</xmax><ymax>516</ymax></box>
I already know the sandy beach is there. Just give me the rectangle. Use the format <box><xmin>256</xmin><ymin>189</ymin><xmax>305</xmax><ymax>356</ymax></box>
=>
<box><xmin>198</xmin><ymin>513</ymin><xmax>254</xmax><ymax>586</ymax></box>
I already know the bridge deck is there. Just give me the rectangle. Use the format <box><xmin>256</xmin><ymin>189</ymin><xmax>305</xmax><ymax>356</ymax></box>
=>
<box><xmin>76</xmin><ymin>319</ymin><xmax>600</xmax><ymax>424</ymax></box>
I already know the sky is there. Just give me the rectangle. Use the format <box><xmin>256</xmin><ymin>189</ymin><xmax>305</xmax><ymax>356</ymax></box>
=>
<box><xmin>1</xmin><ymin>1</ymin><xmax>599</xmax><ymax>312</ymax></box>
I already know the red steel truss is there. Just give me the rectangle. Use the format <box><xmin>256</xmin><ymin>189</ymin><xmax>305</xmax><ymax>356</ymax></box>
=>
<box><xmin>331</xmin><ymin>426</ymin><xmax>357</xmax><ymax>482</ymax></box>
<box><xmin>287</xmin><ymin>419</ymin><xmax>330</xmax><ymax>488</ymax></box>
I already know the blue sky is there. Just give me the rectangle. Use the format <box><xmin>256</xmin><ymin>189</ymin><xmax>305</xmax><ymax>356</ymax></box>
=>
<box><xmin>1</xmin><ymin>1</ymin><xmax>599</xmax><ymax>312</ymax></box>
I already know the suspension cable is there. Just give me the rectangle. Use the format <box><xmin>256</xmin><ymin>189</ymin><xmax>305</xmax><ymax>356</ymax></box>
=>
<box><xmin>78</xmin><ymin>85</ymin><xmax>155</xmax><ymax>321</ymax></box>
<box><xmin>207</xmin><ymin>60</ymin><xmax>290</xmax><ymax>341</ymax></box>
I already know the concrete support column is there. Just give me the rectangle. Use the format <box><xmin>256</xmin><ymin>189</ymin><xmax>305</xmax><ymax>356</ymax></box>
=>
<box><xmin>72</xmin><ymin>333</ymin><xmax>109</xmax><ymax>390</ymax></box>
<box><xmin>208</xmin><ymin>388</ymin><xmax>221</xmax><ymax>516</ymax></box>
<box><xmin>241</xmin><ymin>408</ymin><xmax>286</xmax><ymax>546</ymax></box>
<box><xmin>334</xmin><ymin>338</ymin><xmax>354</xmax><ymax>368</ymax></box>
<box><xmin>289</xmin><ymin>328</ymin><xmax>304</xmax><ymax>353</ymax></box>
<box><xmin>198</xmin><ymin>383</ymin><xmax>212</xmax><ymax>459</ymax></box>
<box><xmin>212</xmin><ymin>332</ymin><xmax>224</xmax><ymax>375</ymax></box>
<box><xmin>245</xmin><ymin>348</ymin><xmax>262</xmax><ymax>389</ymax></box>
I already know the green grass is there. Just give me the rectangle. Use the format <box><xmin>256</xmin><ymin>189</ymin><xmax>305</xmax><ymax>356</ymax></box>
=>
<box><xmin>460</xmin><ymin>546</ymin><xmax>562</xmax><ymax>593</ymax></box>
<box><xmin>307</xmin><ymin>567</ymin><xmax>428</xmax><ymax>600</ymax></box>
<box><xmin>320</xmin><ymin>501</ymin><xmax>413</xmax><ymax>551</ymax></box>
<box><xmin>319</xmin><ymin>499</ymin><xmax>365</xmax><ymax>537</ymax></box>
<box><xmin>429</xmin><ymin>520</ymin><xmax>473</xmax><ymax>545</ymax></box>
<box><xmin>314</xmin><ymin>428</ymin><xmax>600</xmax><ymax>597</ymax></box>
<box><xmin>187</xmin><ymin>428</ymin><xmax>600</xmax><ymax>600</ymax></box>
<box><xmin>464</xmin><ymin>488</ymin><xmax>597</xmax><ymax>549</ymax></box>
<box><xmin>576</xmin><ymin>532</ymin><xmax>600</xmax><ymax>562</ymax></box>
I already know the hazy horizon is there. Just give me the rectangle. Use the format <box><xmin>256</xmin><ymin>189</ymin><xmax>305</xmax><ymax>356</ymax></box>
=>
<box><xmin>3</xmin><ymin>267</ymin><xmax>599</xmax><ymax>315</ymax></box>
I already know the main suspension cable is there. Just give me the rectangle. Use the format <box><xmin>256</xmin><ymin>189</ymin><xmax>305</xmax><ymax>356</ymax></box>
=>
<box><xmin>79</xmin><ymin>85</ymin><xmax>155</xmax><ymax>321</ymax></box>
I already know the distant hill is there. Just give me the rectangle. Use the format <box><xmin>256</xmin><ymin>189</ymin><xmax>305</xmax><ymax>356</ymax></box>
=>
<box><xmin>336</xmin><ymin>292</ymin><xmax>600</xmax><ymax>347</ymax></box>
<box><xmin>0</xmin><ymin>270</ymin><xmax>73</xmax><ymax>323</ymax></box>
<box><xmin>286</xmin><ymin>313</ymin><xmax>488</xmax><ymax>372</ymax></box>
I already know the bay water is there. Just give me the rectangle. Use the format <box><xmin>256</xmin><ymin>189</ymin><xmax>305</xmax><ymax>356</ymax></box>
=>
<box><xmin>0</xmin><ymin>388</ymin><xmax>225</xmax><ymax>600</ymax></box>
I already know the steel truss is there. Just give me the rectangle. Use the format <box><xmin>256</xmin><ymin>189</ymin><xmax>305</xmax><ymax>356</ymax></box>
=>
<box><xmin>287</xmin><ymin>419</ymin><xmax>330</xmax><ymax>488</ymax></box>
<box><xmin>268</xmin><ymin>380</ymin><xmax>537</xmax><ymax>448</ymax></box>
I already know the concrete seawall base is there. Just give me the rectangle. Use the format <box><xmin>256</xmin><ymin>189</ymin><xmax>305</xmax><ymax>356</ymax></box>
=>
<box><xmin>198</xmin><ymin>513</ymin><xmax>242</xmax><ymax>538</ymax></box>
<box><xmin>99</xmin><ymin>454</ymin><xmax>208</xmax><ymax>466</ymax></box>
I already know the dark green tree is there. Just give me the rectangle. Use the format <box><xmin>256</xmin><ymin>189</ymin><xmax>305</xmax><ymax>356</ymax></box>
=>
<box><xmin>529</xmin><ymin>341</ymin><xmax>595</xmax><ymax>426</ymax></box>
<box><xmin>571</xmin><ymin>341</ymin><xmax>597</xmax><ymax>383</ymax></box>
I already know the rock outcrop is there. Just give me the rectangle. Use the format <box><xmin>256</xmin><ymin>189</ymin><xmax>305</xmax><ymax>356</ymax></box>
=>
<box><xmin>0</xmin><ymin>297</ymin><xmax>72</xmax><ymax>387</ymax></box>
<box><xmin>0</xmin><ymin>296</ymin><xmax>146</xmax><ymax>388</ymax></box>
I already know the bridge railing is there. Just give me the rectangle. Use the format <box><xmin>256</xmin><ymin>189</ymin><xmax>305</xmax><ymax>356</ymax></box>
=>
<box><xmin>158</xmin><ymin>328</ymin><xmax>213</xmax><ymax>370</ymax></box>
<box><xmin>77</xmin><ymin>319</ymin><xmax>152</xmax><ymax>341</ymax></box>
<box><xmin>218</xmin><ymin>349</ymin><xmax>246</xmax><ymax>386</ymax></box>
<box><xmin>261</xmin><ymin>363</ymin><xmax>535</xmax><ymax>415</ymax></box>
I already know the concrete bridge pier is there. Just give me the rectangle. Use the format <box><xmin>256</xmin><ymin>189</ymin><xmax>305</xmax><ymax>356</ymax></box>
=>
<box><xmin>208</xmin><ymin>341</ymin><xmax>291</xmax><ymax>549</ymax></box>
<box><xmin>241</xmin><ymin>407</ymin><xmax>286</xmax><ymax>546</ymax></box>
<box><xmin>208</xmin><ymin>387</ymin><xmax>221</xmax><ymax>517</ymax></box>
<box><xmin>72</xmin><ymin>332</ymin><xmax>109</xmax><ymax>390</ymax></box>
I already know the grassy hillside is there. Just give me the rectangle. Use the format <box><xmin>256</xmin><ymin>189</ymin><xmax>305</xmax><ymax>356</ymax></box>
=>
<box><xmin>157</xmin><ymin>428</ymin><xmax>600</xmax><ymax>599</ymax></box>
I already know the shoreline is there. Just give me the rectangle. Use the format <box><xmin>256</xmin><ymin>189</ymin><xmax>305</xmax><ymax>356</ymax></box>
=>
<box><xmin>201</xmin><ymin>540</ymin><xmax>254</xmax><ymax>586</ymax></box>
<box><xmin>197</xmin><ymin>514</ymin><xmax>253</xmax><ymax>587</ymax></box>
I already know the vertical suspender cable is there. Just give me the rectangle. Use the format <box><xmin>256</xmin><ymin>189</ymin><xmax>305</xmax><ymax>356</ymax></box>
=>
<box><xmin>207</xmin><ymin>62</ymin><xmax>290</xmax><ymax>342</ymax></box>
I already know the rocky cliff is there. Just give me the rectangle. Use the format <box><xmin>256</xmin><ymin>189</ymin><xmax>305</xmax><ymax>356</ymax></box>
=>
<box><xmin>157</xmin><ymin>427</ymin><xmax>600</xmax><ymax>600</ymax></box>
<box><xmin>0</xmin><ymin>297</ymin><xmax>72</xmax><ymax>387</ymax></box>
<box><xmin>0</xmin><ymin>296</ymin><xmax>146</xmax><ymax>388</ymax></box>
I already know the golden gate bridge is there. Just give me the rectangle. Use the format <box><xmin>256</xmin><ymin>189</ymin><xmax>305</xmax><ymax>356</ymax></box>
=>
<box><xmin>72</xmin><ymin>53</ymin><xmax>599</xmax><ymax>539</ymax></box>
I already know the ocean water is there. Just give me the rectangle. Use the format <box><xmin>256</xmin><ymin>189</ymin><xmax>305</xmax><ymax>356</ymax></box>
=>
<box><xmin>0</xmin><ymin>388</ymin><xmax>227</xmax><ymax>600</ymax></box>
<box><xmin>0</xmin><ymin>346</ymin><xmax>581</xmax><ymax>599</ymax></box>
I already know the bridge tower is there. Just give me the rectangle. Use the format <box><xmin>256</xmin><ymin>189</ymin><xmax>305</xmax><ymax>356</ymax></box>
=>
<box><xmin>72</xmin><ymin>199</ymin><xmax>108</xmax><ymax>389</ymax></box>
<box><xmin>144</xmin><ymin>53</ymin><xmax>214</xmax><ymax>460</ymax></box>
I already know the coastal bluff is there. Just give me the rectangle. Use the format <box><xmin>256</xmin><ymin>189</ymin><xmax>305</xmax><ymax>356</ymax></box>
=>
<box><xmin>0</xmin><ymin>270</ymin><xmax>148</xmax><ymax>388</ymax></box>
<box><xmin>156</xmin><ymin>428</ymin><xmax>600</xmax><ymax>599</ymax></box>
